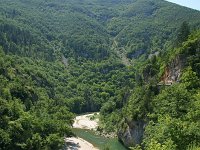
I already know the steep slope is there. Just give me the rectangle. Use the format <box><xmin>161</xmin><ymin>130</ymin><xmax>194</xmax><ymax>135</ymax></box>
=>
<box><xmin>0</xmin><ymin>0</ymin><xmax>200</xmax><ymax>61</ymax></box>
<box><xmin>106</xmin><ymin>0</ymin><xmax>200</xmax><ymax>62</ymax></box>
<box><xmin>103</xmin><ymin>30</ymin><xmax>200</xmax><ymax>149</ymax></box>
<box><xmin>0</xmin><ymin>0</ymin><xmax>200</xmax><ymax>149</ymax></box>
<box><xmin>0</xmin><ymin>0</ymin><xmax>111</xmax><ymax>60</ymax></box>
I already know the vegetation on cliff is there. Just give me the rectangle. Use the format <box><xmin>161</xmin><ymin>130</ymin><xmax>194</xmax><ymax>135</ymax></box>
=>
<box><xmin>0</xmin><ymin>0</ymin><xmax>200</xmax><ymax>149</ymax></box>
<box><xmin>102</xmin><ymin>28</ymin><xmax>200</xmax><ymax>150</ymax></box>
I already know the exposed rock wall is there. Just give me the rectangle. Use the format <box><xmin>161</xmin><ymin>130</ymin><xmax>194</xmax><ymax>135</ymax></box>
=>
<box><xmin>160</xmin><ymin>54</ymin><xmax>186</xmax><ymax>85</ymax></box>
<box><xmin>118</xmin><ymin>120</ymin><xmax>145</xmax><ymax>147</ymax></box>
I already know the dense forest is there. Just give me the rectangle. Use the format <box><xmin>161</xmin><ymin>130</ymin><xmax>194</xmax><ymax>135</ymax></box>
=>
<box><xmin>0</xmin><ymin>0</ymin><xmax>200</xmax><ymax>149</ymax></box>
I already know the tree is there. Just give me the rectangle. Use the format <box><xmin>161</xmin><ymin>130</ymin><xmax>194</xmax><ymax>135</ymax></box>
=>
<box><xmin>176</xmin><ymin>21</ymin><xmax>190</xmax><ymax>45</ymax></box>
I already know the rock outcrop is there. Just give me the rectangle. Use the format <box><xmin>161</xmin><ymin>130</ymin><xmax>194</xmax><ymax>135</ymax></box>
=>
<box><xmin>159</xmin><ymin>54</ymin><xmax>186</xmax><ymax>85</ymax></box>
<box><xmin>118</xmin><ymin>119</ymin><xmax>145</xmax><ymax>148</ymax></box>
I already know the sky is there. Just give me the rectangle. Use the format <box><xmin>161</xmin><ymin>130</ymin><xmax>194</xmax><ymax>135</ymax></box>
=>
<box><xmin>166</xmin><ymin>0</ymin><xmax>200</xmax><ymax>11</ymax></box>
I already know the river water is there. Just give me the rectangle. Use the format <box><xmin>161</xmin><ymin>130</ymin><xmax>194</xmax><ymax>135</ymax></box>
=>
<box><xmin>73</xmin><ymin>128</ymin><xmax>127</xmax><ymax>150</ymax></box>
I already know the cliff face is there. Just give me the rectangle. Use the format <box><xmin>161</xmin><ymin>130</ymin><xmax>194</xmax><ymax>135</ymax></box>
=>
<box><xmin>160</xmin><ymin>54</ymin><xmax>186</xmax><ymax>85</ymax></box>
<box><xmin>118</xmin><ymin>54</ymin><xmax>187</xmax><ymax>148</ymax></box>
<box><xmin>118</xmin><ymin>120</ymin><xmax>145</xmax><ymax>148</ymax></box>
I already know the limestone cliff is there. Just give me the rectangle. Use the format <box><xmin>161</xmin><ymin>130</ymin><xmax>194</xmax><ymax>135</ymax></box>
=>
<box><xmin>159</xmin><ymin>54</ymin><xmax>186</xmax><ymax>85</ymax></box>
<box><xmin>118</xmin><ymin>119</ymin><xmax>145</xmax><ymax>148</ymax></box>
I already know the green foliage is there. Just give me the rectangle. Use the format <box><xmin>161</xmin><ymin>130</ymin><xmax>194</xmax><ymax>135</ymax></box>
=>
<box><xmin>187</xmin><ymin>142</ymin><xmax>200</xmax><ymax>150</ymax></box>
<box><xmin>176</xmin><ymin>21</ymin><xmax>190</xmax><ymax>45</ymax></box>
<box><xmin>141</xmin><ymin>31</ymin><xmax>200</xmax><ymax>150</ymax></box>
<box><xmin>180</xmin><ymin>67</ymin><xmax>200</xmax><ymax>89</ymax></box>
<box><xmin>145</xmin><ymin>139</ymin><xmax>176</xmax><ymax>150</ymax></box>
<box><xmin>0</xmin><ymin>51</ymin><xmax>75</xmax><ymax>149</ymax></box>
<box><xmin>125</xmin><ymin>85</ymin><xmax>155</xmax><ymax>120</ymax></box>
<box><xmin>0</xmin><ymin>0</ymin><xmax>199</xmax><ymax>62</ymax></box>
<box><xmin>105</xmin><ymin>29</ymin><xmax>200</xmax><ymax>150</ymax></box>
<box><xmin>0</xmin><ymin>0</ymin><xmax>200</xmax><ymax>149</ymax></box>
<box><xmin>152</xmin><ymin>84</ymin><xmax>191</xmax><ymax>118</ymax></box>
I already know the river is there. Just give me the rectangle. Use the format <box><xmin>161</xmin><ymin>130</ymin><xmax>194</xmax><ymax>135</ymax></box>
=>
<box><xmin>65</xmin><ymin>113</ymin><xmax>127</xmax><ymax>150</ymax></box>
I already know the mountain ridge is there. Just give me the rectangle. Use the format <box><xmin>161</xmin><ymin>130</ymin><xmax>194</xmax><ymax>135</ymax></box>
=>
<box><xmin>0</xmin><ymin>0</ymin><xmax>200</xmax><ymax>149</ymax></box>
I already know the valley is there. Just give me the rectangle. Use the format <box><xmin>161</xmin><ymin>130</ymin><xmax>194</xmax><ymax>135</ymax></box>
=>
<box><xmin>0</xmin><ymin>0</ymin><xmax>200</xmax><ymax>150</ymax></box>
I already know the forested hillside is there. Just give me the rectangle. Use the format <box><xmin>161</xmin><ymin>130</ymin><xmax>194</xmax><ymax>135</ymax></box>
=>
<box><xmin>0</xmin><ymin>0</ymin><xmax>200</xmax><ymax>149</ymax></box>
<box><xmin>102</xmin><ymin>29</ymin><xmax>200</xmax><ymax>150</ymax></box>
<box><xmin>1</xmin><ymin>0</ymin><xmax>200</xmax><ymax>61</ymax></box>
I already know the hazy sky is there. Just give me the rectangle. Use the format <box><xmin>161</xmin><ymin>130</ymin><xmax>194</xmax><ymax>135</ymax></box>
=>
<box><xmin>166</xmin><ymin>0</ymin><xmax>200</xmax><ymax>11</ymax></box>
